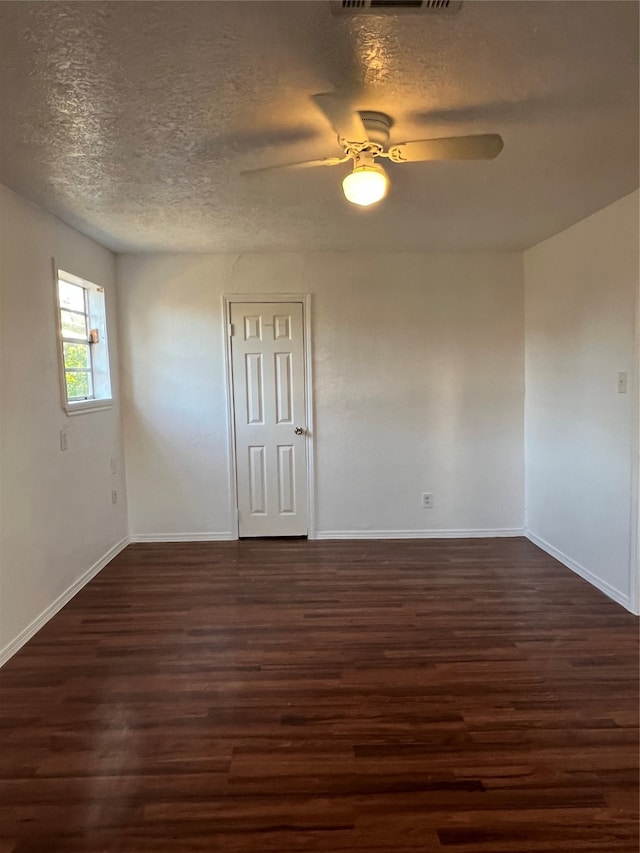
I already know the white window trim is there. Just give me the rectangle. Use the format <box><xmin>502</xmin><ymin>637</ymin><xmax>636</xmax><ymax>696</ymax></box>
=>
<box><xmin>54</xmin><ymin>261</ymin><xmax>113</xmax><ymax>415</ymax></box>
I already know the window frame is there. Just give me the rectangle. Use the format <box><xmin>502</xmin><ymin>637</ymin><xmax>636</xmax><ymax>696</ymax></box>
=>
<box><xmin>55</xmin><ymin>264</ymin><xmax>113</xmax><ymax>415</ymax></box>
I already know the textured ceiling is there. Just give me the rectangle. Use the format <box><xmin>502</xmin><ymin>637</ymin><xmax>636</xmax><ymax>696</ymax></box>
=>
<box><xmin>0</xmin><ymin>0</ymin><xmax>638</xmax><ymax>253</ymax></box>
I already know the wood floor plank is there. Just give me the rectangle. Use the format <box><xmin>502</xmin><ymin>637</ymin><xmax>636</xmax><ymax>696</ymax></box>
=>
<box><xmin>0</xmin><ymin>537</ymin><xmax>637</xmax><ymax>851</ymax></box>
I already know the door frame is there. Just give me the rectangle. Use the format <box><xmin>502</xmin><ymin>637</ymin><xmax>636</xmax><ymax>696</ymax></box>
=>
<box><xmin>222</xmin><ymin>293</ymin><xmax>316</xmax><ymax>540</ymax></box>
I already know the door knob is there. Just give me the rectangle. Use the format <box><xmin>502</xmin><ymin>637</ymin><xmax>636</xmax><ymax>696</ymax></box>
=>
<box><xmin>294</xmin><ymin>426</ymin><xmax>304</xmax><ymax>435</ymax></box>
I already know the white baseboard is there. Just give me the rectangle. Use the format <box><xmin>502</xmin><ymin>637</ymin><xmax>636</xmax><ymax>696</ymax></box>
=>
<box><xmin>130</xmin><ymin>532</ymin><xmax>234</xmax><ymax>543</ymax></box>
<box><xmin>314</xmin><ymin>528</ymin><xmax>525</xmax><ymax>540</ymax></box>
<box><xmin>0</xmin><ymin>536</ymin><xmax>130</xmax><ymax>668</ymax></box>
<box><xmin>526</xmin><ymin>530</ymin><xmax>635</xmax><ymax>613</ymax></box>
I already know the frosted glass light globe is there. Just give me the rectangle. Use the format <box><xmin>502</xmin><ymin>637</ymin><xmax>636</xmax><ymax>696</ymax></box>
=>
<box><xmin>342</xmin><ymin>164</ymin><xmax>388</xmax><ymax>206</ymax></box>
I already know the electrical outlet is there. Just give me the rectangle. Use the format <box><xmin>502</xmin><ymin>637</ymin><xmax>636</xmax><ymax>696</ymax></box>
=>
<box><xmin>618</xmin><ymin>372</ymin><xmax>628</xmax><ymax>394</ymax></box>
<box><xmin>111</xmin><ymin>490</ymin><xmax>118</xmax><ymax>505</ymax></box>
<box><xmin>422</xmin><ymin>492</ymin><xmax>433</xmax><ymax>509</ymax></box>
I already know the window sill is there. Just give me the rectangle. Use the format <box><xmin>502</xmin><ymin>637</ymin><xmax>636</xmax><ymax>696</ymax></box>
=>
<box><xmin>64</xmin><ymin>399</ymin><xmax>114</xmax><ymax>416</ymax></box>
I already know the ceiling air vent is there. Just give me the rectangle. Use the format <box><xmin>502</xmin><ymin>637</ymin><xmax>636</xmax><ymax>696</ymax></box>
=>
<box><xmin>331</xmin><ymin>0</ymin><xmax>462</xmax><ymax>15</ymax></box>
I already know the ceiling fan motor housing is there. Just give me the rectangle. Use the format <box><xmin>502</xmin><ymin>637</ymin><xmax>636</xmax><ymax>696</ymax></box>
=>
<box><xmin>359</xmin><ymin>112</ymin><xmax>393</xmax><ymax>149</ymax></box>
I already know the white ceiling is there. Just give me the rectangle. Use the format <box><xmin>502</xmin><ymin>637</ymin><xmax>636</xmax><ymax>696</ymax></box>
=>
<box><xmin>0</xmin><ymin>1</ymin><xmax>638</xmax><ymax>253</ymax></box>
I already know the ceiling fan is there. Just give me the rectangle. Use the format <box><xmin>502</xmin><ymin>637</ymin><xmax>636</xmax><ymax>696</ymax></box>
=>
<box><xmin>243</xmin><ymin>93</ymin><xmax>504</xmax><ymax>207</ymax></box>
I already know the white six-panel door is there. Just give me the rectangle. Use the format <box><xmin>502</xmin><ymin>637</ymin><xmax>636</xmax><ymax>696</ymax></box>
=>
<box><xmin>230</xmin><ymin>302</ymin><xmax>308</xmax><ymax>537</ymax></box>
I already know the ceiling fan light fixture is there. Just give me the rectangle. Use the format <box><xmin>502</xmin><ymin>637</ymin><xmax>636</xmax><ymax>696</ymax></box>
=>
<box><xmin>342</xmin><ymin>162</ymin><xmax>388</xmax><ymax>206</ymax></box>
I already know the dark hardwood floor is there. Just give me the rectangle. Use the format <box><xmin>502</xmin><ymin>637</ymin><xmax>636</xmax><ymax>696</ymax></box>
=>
<box><xmin>0</xmin><ymin>538</ymin><xmax>638</xmax><ymax>852</ymax></box>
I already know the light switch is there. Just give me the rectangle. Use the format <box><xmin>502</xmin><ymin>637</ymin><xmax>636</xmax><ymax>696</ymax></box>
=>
<box><xmin>60</xmin><ymin>429</ymin><xmax>68</xmax><ymax>451</ymax></box>
<box><xmin>617</xmin><ymin>372</ymin><xmax>627</xmax><ymax>394</ymax></box>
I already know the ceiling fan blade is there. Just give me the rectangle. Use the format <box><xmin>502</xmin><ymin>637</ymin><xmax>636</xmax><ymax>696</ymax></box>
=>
<box><xmin>312</xmin><ymin>92</ymin><xmax>368</xmax><ymax>145</ymax></box>
<box><xmin>388</xmin><ymin>134</ymin><xmax>504</xmax><ymax>163</ymax></box>
<box><xmin>242</xmin><ymin>154</ymin><xmax>350</xmax><ymax>175</ymax></box>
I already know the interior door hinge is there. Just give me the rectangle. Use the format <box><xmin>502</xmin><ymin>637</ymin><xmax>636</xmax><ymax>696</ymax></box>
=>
<box><xmin>228</xmin><ymin>323</ymin><xmax>235</xmax><ymax>337</ymax></box>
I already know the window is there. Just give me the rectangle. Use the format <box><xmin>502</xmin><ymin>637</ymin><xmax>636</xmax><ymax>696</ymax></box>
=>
<box><xmin>56</xmin><ymin>269</ymin><xmax>112</xmax><ymax>413</ymax></box>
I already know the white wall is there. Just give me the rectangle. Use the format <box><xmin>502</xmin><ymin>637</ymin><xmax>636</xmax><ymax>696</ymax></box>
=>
<box><xmin>525</xmin><ymin>190</ymin><xmax>639</xmax><ymax>612</ymax></box>
<box><xmin>117</xmin><ymin>252</ymin><xmax>525</xmax><ymax>540</ymax></box>
<box><xmin>0</xmin><ymin>185</ymin><xmax>129</xmax><ymax>662</ymax></box>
